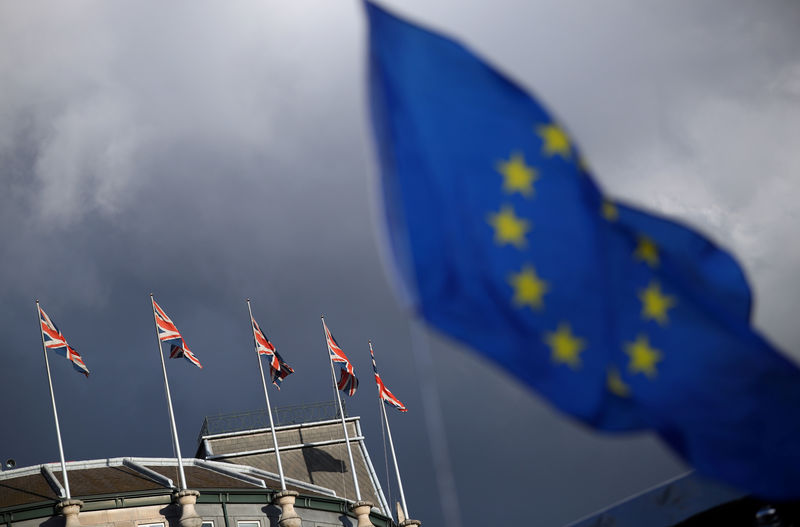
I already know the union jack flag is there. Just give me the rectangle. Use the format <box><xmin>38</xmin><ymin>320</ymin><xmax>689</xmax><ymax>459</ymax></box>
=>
<box><xmin>269</xmin><ymin>350</ymin><xmax>294</xmax><ymax>388</ymax></box>
<box><xmin>152</xmin><ymin>298</ymin><xmax>202</xmax><ymax>369</ymax></box>
<box><xmin>251</xmin><ymin>316</ymin><xmax>294</xmax><ymax>388</ymax></box>
<box><xmin>38</xmin><ymin>305</ymin><xmax>90</xmax><ymax>377</ymax></box>
<box><xmin>370</xmin><ymin>341</ymin><xmax>406</xmax><ymax>412</ymax></box>
<box><xmin>322</xmin><ymin>318</ymin><xmax>358</xmax><ymax>396</ymax></box>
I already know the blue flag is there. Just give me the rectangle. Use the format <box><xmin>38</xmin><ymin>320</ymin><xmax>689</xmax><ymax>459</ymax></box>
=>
<box><xmin>366</xmin><ymin>1</ymin><xmax>800</xmax><ymax>499</ymax></box>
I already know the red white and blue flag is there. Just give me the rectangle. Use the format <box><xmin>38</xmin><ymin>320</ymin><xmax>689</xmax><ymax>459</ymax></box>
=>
<box><xmin>369</xmin><ymin>342</ymin><xmax>406</xmax><ymax>412</ymax></box>
<box><xmin>152</xmin><ymin>298</ymin><xmax>203</xmax><ymax>369</ymax></box>
<box><xmin>38</xmin><ymin>305</ymin><xmax>90</xmax><ymax>377</ymax></box>
<box><xmin>251</xmin><ymin>316</ymin><xmax>294</xmax><ymax>388</ymax></box>
<box><xmin>322</xmin><ymin>319</ymin><xmax>358</xmax><ymax>396</ymax></box>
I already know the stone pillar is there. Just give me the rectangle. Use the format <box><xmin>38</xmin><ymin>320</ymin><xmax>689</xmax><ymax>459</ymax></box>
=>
<box><xmin>173</xmin><ymin>489</ymin><xmax>202</xmax><ymax>527</ymax></box>
<box><xmin>57</xmin><ymin>499</ymin><xmax>83</xmax><ymax>527</ymax></box>
<box><xmin>348</xmin><ymin>501</ymin><xmax>375</xmax><ymax>527</ymax></box>
<box><xmin>273</xmin><ymin>490</ymin><xmax>301</xmax><ymax>527</ymax></box>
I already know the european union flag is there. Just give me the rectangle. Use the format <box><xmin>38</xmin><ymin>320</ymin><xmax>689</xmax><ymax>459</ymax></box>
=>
<box><xmin>366</xmin><ymin>1</ymin><xmax>800</xmax><ymax>499</ymax></box>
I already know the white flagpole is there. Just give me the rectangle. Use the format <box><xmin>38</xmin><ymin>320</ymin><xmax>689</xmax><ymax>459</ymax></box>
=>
<box><xmin>321</xmin><ymin>316</ymin><xmax>361</xmax><ymax>502</ymax></box>
<box><xmin>36</xmin><ymin>300</ymin><xmax>71</xmax><ymax>500</ymax></box>
<box><xmin>150</xmin><ymin>294</ymin><xmax>188</xmax><ymax>491</ymax></box>
<box><xmin>370</xmin><ymin>341</ymin><xmax>408</xmax><ymax>519</ymax></box>
<box><xmin>246</xmin><ymin>299</ymin><xmax>286</xmax><ymax>490</ymax></box>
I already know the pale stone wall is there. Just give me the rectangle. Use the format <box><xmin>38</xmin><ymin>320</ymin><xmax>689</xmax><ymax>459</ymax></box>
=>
<box><xmin>80</xmin><ymin>504</ymin><xmax>176</xmax><ymax>527</ymax></box>
<box><xmin>5</xmin><ymin>496</ymin><xmax>387</xmax><ymax>527</ymax></box>
<box><xmin>208</xmin><ymin>422</ymin><xmax>358</xmax><ymax>457</ymax></box>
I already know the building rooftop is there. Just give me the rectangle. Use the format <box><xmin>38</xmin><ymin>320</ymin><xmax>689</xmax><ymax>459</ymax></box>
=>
<box><xmin>196</xmin><ymin>412</ymin><xmax>389</xmax><ymax>514</ymax></box>
<box><xmin>1</xmin><ymin>406</ymin><xmax>393</xmax><ymax>526</ymax></box>
<box><xmin>0</xmin><ymin>457</ymin><xmax>335</xmax><ymax>510</ymax></box>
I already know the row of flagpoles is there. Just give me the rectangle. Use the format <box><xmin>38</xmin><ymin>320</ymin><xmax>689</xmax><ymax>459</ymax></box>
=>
<box><xmin>35</xmin><ymin>296</ymin><xmax>411</xmax><ymax>519</ymax></box>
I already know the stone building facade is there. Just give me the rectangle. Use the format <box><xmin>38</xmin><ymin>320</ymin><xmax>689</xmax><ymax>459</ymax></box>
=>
<box><xmin>0</xmin><ymin>410</ymin><xmax>420</xmax><ymax>527</ymax></box>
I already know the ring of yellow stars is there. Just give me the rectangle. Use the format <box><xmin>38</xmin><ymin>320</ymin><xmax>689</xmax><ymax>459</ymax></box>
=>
<box><xmin>497</xmin><ymin>152</ymin><xmax>538</xmax><ymax>197</ymax></box>
<box><xmin>536</xmin><ymin>123</ymin><xmax>571</xmax><ymax>158</ymax></box>
<box><xmin>509</xmin><ymin>265</ymin><xmax>549</xmax><ymax>310</ymax></box>
<box><xmin>633</xmin><ymin>236</ymin><xmax>660</xmax><ymax>268</ymax></box>
<box><xmin>487</xmin><ymin>205</ymin><xmax>531</xmax><ymax>248</ymax></box>
<box><xmin>544</xmin><ymin>323</ymin><xmax>586</xmax><ymax>369</ymax></box>
<box><xmin>606</xmin><ymin>367</ymin><xmax>631</xmax><ymax>397</ymax></box>
<box><xmin>639</xmin><ymin>281</ymin><xmax>677</xmax><ymax>325</ymax></box>
<box><xmin>601</xmin><ymin>200</ymin><xmax>618</xmax><ymax>222</ymax></box>
<box><xmin>624</xmin><ymin>334</ymin><xmax>662</xmax><ymax>379</ymax></box>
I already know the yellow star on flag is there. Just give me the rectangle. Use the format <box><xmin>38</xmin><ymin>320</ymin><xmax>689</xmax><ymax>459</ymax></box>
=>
<box><xmin>536</xmin><ymin>123</ymin><xmax>571</xmax><ymax>158</ymax></box>
<box><xmin>509</xmin><ymin>265</ymin><xmax>549</xmax><ymax>310</ymax></box>
<box><xmin>601</xmin><ymin>200</ymin><xmax>618</xmax><ymax>222</ymax></box>
<box><xmin>497</xmin><ymin>152</ymin><xmax>538</xmax><ymax>197</ymax></box>
<box><xmin>544</xmin><ymin>323</ymin><xmax>586</xmax><ymax>369</ymax></box>
<box><xmin>487</xmin><ymin>205</ymin><xmax>531</xmax><ymax>248</ymax></box>
<box><xmin>639</xmin><ymin>281</ymin><xmax>677</xmax><ymax>325</ymax></box>
<box><xmin>624</xmin><ymin>334</ymin><xmax>662</xmax><ymax>379</ymax></box>
<box><xmin>606</xmin><ymin>367</ymin><xmax>631</xmax><ymax>397</ymax></box>
<box><xmin>633</xmin><ymin>236</ymin><xmax>660</xmax><ymax>268</ymax></box>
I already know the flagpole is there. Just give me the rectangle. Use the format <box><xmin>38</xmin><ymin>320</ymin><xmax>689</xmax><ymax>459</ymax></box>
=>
<box><xmin>321</xmin><ymin>316</ymin><xmax>361</xmax><ymax>502</ymax></box>
<box><xmin>150</xmin><ymin>294</ymin><xmax>187</xmax><ymax>491</ymax></box>
<box><xmin>370</xmin><ymin>341</ymin><xmax>408</xmax><ymax>519</ymax></box>
<box><xmin>36</xmin><ymin>300</ymin><xmax>71</xmax><ymax>500</ymax></box>
<box><xmin>246</xmin><ymin>299</ymin><xmax>286</xmax><ymax>490</ymax></box>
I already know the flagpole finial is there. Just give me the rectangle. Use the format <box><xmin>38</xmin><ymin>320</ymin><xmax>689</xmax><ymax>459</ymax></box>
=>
<box><xmin>246</xmin><ymin>297</ymin><xmax>250</xmax><ymax>302</ymax></box>
<box><xmin>321</xmin><ymin>315</ymin><xmax>325</xmax><ymax>320</ymax></box>
<box><xmin>149</xmin><ymin>292</ymin><xmax>154</xmax><ymax>298</ymax></box>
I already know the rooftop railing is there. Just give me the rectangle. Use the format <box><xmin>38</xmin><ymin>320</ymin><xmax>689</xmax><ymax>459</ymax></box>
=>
<box><xmin>197</xmin><ymin>401</ymin><xmax>346</xmax><ymax>442</ymax></box>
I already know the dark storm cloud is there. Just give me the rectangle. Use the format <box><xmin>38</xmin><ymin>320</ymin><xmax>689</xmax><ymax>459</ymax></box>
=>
<box><xmin>1</xmin><ymin>1</ymin><xmax>799</xmax><ymax>526</ymax></box>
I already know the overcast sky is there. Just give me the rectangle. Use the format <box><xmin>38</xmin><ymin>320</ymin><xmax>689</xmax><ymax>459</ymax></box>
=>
<box><xmin>1</xmin><ymin>1</ymin><xmax>799</xmax><ymax>526</ymax></box>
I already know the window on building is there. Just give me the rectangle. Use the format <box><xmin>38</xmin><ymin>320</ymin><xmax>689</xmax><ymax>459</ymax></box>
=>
<box><xmin>139</xmin><ymin>523</ymin><xmax>165</xmax><ymax>527</ymax></box>
<box><xmin>201</xmin><ymin>522</ymin><xmax>214</xmax><ymax>527</ymax></box>
<box><xmin>237</xmin><ymin>521</ymin><xmax>260</xmax><ymax>527</ymax></box>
